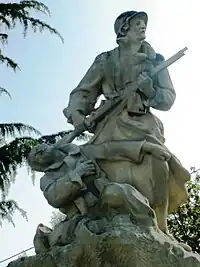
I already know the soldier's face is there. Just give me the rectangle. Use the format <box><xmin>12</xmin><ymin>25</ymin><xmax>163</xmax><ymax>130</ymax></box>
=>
<box><xmin>35</xmin><ymin>145</ymin><xmax>54</xmax><ymax>166</ymax></box>
<box><xmin>126</xmin><ymin>17</ymin><xmax>146</xmax><ymax>43</ymax></box>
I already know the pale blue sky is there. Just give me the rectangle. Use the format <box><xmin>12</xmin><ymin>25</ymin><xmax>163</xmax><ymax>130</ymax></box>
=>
<box><xmin>0</xmin><ymin>0</ymin><xmax>200</xmax><ymax>265</ymax></box>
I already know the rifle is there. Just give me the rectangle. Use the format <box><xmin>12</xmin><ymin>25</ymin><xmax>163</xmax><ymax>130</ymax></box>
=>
<box><xmin>64</xmin><ymin>47</ymin><xmax>188</xmax><ymax>143</ymax></box>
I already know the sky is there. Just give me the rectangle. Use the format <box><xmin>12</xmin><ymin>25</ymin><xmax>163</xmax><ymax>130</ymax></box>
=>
<box><xmin>0</xmin><ymin>0</ymin><xmax>200</xmax><ymax>265</ymax></box>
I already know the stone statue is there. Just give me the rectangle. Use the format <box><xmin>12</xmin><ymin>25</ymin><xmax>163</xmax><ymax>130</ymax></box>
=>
<box><xmin>28</xmin><ymin>136</ymin><xmax>190</xmax><ymax>251</ymax></box>
<box><xmin>9</xmin><ymin>10</ymin><xmax>200</xmax><ymax>267</ymax></box>
<box><xmin>28</xmin><ymin>139</ymin><xmax>160</xmax><ymax>251</ymax></box>
<box><xmin>28</xmin><ymin>142</ymin><xmax>105</xmax><ymax>218</ymax></box>
<box><xmin>28</xmin><ymin>138</ymin><xmax>176</xmax><ymax>219</ymax></box>
<box><xmin>63</xmin><ymin>10</ymin><xmax>190</xmax><ymax>238</ymax></box>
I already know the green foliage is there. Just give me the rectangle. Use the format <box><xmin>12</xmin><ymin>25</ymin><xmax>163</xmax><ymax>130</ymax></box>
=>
<box><xmin>0</xmin><ymin>124</ymin><xmax>41</xmax><ymax>225</ymax></box>
<box><xmin>168</xmin><ymin>168</ymin><xmax>200</xmax><ymax>253</ymax></box>
<box><xmin>0</xmin><ymin>0</ymin><xmax>63</xmax><ymax>75</ymax></box>
<box><xmin>0</xmin><ymin>87</ymin><xmax>11</xmax><ymax>98</ymax></box>
<box><xmin>0</xmin><ymin>130</ymin><xmax>83</xmax><ymax>193</ymax></box>
<box><xmin>0</xmin><ymin>0</ymin><xmax>63</xmax><ymax>39</ymax></box>
<box><xmin>0</xmin><ymin>0</ymin><xmax>64</xmax><ymax>225</ymax></box>
<box><xmin>0</xmin><ymin>130</ymin><xmax>81</xmax><ymax>225</ymax></box>
<box><xmin>0</xmin><ymin>196</ymin><xmax>27</xmax><ymax>226</ymax></box>
<box><xmin>0</xmin><ymin>123</ymin><xmax>41</xmax><ymax>139</ymax></box>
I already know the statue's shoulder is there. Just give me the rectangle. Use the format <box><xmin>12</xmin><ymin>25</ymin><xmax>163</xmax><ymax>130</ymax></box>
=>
<box><xmin>40</xmin><ymin>162</ymin><xmax>64</xmax><ymax>192</ymax></box>
<box><xmin>40</xmin><ymin>169</ymin><xmax>61</xmax><ymax>192</ymax></box>
<box><xmin>142</xmin><ymin>41</ymin><xmax>165</xmax><ymax>65</ymax></box>
<box><xmin>95</xmin><ymin>48</ymin><xmax>117</xmax><ymax>62</ymax></box>
<box><xmin>151</xmin><ymin>53</ymin><xmax>165</xmax><ymax>67</ymax></box>
<box><xmin>156</xmin><ymin>53</ymin><xmax>165</xmax><ymax>62</ymax></box>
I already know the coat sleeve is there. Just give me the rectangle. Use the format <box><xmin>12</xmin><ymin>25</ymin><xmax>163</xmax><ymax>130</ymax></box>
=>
<box><xmin>65</xmin><ymin>52</ymin><xmax>107</xmax><ymax>124</ymax></box>
<box><xmin>83</xmin><ymin>140</ymin><xmax>146</xmax><ymax>164</ymax></box>
<box><xmin>149</xmin><ymin>55</ymin><xmax>176</xmax><ymax>111</ymax></box>
<box><xmin>40</xmin><ymin>172</ymin><xmax>84</xmax><ymax>209</ymax></box>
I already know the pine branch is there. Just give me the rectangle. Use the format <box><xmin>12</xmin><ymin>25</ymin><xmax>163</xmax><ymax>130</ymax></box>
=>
<box><xmin>0</xmin><ymin>54</ymin><xmax>19</xmax><ymax>71</ymax></box>
<box><xmin>22</xmin><ymin>16</ymin><xmax>64</xmax><ymax>42</ymax></box>
<box><xmin>20</xmin><ymin>0</ymin><xmax>50</xmax><ymax>16</ymax></box>
<box><xmin>38</xmin><ymin>130</ymin><xmax>74</xmax><ymax>144</ymax></box>
<box><xmin>0</xmin><ymin>130</ymin><xmax>89</xmax><ymax>192</ymax></box>
<box><xmin>0</xmin><ymin>137</ymin><xmax>38</xmax><ymax>192</ymax></box>
<box><xmin>38</xmin><ymin>130</ymin><xmax>91</xmax><ymax>144</ymax></box>
<box><xmin>0</xmin><ymin>1</ymin><xmax>65</xmax><ymax>226</ymax></box>
<box><xmin>0</xmin><ymin>125</ymin><xmax>40</xmax><ymax>191</ymax></box>
<box><xmin>0</xmin><ymin>15</ymin><xmax>11</xmax><ymax>28</ymax></box>
<box><xmin>0</xmin><ymin>87</ymin><xmax>11</xmax><ymax>98</ymax></box>
<box><xmin>0</xmin><ymin>1</ymin><xmax>64</xmax><ymax>42</ymax></box>
<box><xmin>0</xmin><ymin>123</ymin><xmax>41</xmax><ymax>139</ymax></box>
<box><xmin>0</xmin><ymin>0</ymin><xmax>64</xmax><ymax>89</ymax></box>
<box><xmin>0</xmin><ymin>130</ymin><xmax>89</xmax><ymax>224</ymax></box>
<box><xmin>0</xmin><ymin>197</ymin><xmax>27</xmax><ymax>226</ymax></box>
<box><xmin>0</xmin><ymin>33</ymin><xmax>8</xmax><ymax>45</ymax></box>
<box><xmin>0</xmin><ymin>132</ymin><xmax>71</xmax><ymax>191</ymax></box>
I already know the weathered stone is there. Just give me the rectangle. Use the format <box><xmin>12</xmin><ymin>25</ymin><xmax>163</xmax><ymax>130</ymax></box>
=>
<box><xmin>7</xmin><ymin>253</ymin><xmax>56</xmax><ymax>267</ymax></box>
<box><xmin>15</xmin><ymin>9</ymin><xmax>195</xmax><ymax>267</ymax></box>
<box><xmin>63</xmin><ymin>9</ymin><xmax>190</xmax><ymax>237</ymax></box>
<box><xmin>8</xmin><ymin>216</ymin><xmax>200</xmax><ymax>267</ymax></box>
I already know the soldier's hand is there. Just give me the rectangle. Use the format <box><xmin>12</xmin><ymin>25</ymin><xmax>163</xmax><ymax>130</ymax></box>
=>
<box><xmin>137</xmin><ymin>72</ymin><xmax>155</xmax><ymax>98</ymax></box>
<box><xmin>71</xmin><ymin>111</ymin><xmax>86</xmax><ymax>128</ymax></box>
<box><xmin>75</xmin><ymin>160</ymin><xmax>96</xmax><ymax>177</ymax></box>
<box><xmin>84</xmin><ymin>117</ymin><xmax>96</xmax><ymax>133</ymax></box>
<box><xmin>143</xmin><ymin>142</ymin><xmax>171</xmax><ymax>161</ymax></box>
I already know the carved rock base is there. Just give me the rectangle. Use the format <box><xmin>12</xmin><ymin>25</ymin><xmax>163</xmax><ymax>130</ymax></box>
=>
<box><xmin>8</xmin><ymin>214</ymin><xmax>200</xmax><ymax>267</ymax></box>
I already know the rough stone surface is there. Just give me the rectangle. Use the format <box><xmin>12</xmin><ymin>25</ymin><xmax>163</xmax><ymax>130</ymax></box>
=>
<box><xmin>8</xmin><ymin>217</ymin><xmax>200</xmax><ymax>267</ymax></box>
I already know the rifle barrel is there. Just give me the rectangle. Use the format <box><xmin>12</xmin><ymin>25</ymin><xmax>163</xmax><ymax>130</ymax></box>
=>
<box><xmin>66</xmin><ymin>47</ymin><xmax>188</xmax><ymax>143</ymax></box>
<box><xmin>151</xmin><ymin>47</ymin><xmax>188</xmax><ymax>77</ymax></box>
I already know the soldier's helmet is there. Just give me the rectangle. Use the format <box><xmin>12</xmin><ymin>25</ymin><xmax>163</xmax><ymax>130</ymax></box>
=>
<box><xmin>114</xmin><ymin>10</ymin><xmax>148</xmax><ymax>38</ymax></box>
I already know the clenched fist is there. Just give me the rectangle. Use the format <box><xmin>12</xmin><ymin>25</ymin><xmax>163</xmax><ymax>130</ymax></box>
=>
<box><xmin>71</xmin><ymin>110</ymin><xmax>86</xmax><ymax>128</ymax></box>
<box><xmin>137</xmin><ymin>72</ymin><xmax>155</xmax><ymax>98</ymax></box>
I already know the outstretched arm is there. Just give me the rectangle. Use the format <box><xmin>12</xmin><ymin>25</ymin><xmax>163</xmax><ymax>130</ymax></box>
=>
<box><xmin>83</xmin><ymin>140</ymin><xmax>146</xmax><ymax>164</ymax></box>
<box><xmin>64</xmin><ymin>52</ymin><xmax>107</xmax><ymax>126</ymax></box>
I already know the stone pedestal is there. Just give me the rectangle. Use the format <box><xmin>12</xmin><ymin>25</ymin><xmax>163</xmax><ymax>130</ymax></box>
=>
<box><xmin>8</xmin><ymin>214</ymin><xmax>200</xmax><ymax>267</ymax></box>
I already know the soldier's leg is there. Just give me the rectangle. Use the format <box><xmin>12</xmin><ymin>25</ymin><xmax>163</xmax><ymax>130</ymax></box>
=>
<box><xmin>101</xmin><ymin>182</ymin><xmax>158</xmax><ymax>228</ymax></box>
<box><xmin>153</xmin><ymin>196</ymin><xmax>192</xmax><ymax>252</ymax></box>
<box><xmin>153</xmin><ymin>201</ymin><xmax>169</xmax><ymax>235</ymax></box>
<box><xmin>151</xmin><ymin>157</ymin><xmax>170</xmax><ymax>234</ymax></box>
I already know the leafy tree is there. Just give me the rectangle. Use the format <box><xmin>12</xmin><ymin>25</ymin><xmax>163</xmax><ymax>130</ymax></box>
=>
<box><xmin>0</xmin><ymin>0</ymin><xmax>64</xmax><ymax>225</ymax></box>
<box><xmin>0</xmin><ymin>124</ymin><xmax>40</xmax><ymax>226</ymax></box>
<box><xmin>0</xmin><ymin>0</ymin><xmax>63</xmax><ymax>85</ymax></box>
<box><xmin>168</xmin><ymin>167</ymin><xmax>200</xmax><ymax>253</ymax></box>
<box><xmin>0</xmin><ymin>129</ymin><xmax>89</xmax><ymax>225</ymax></box>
